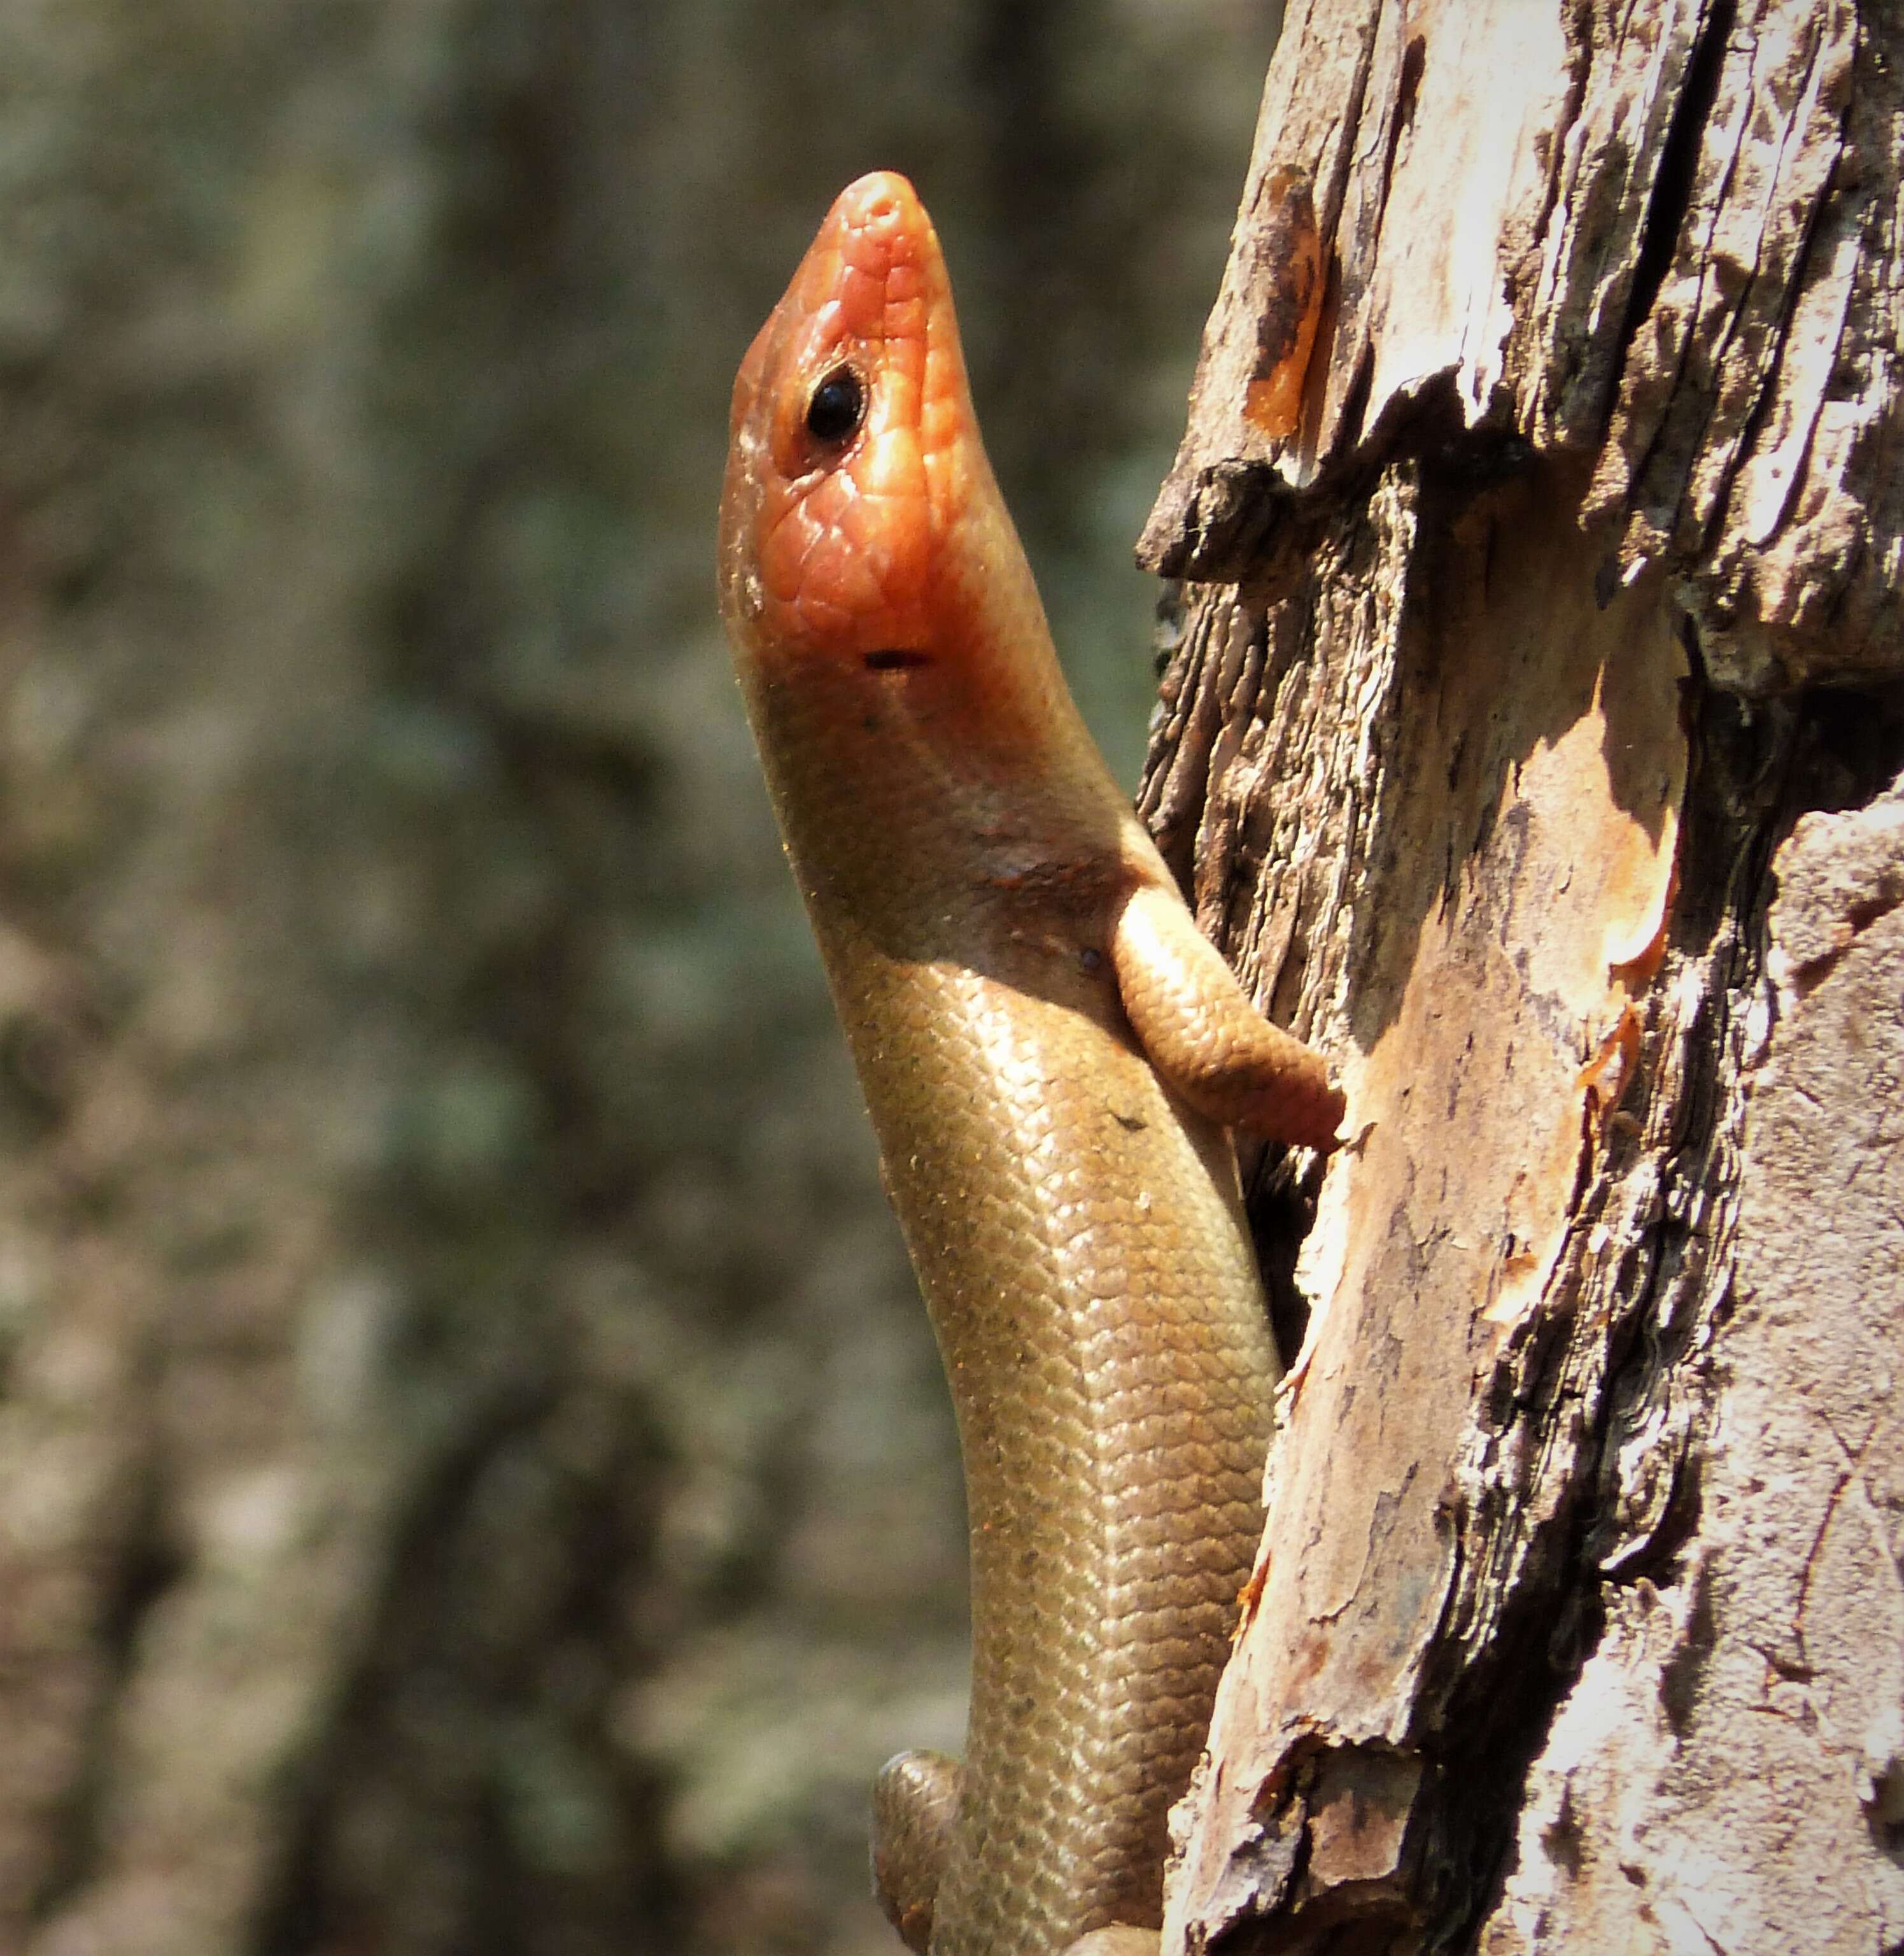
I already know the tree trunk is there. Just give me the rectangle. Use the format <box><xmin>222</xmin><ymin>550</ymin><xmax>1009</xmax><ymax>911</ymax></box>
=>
<box><xmin>1135</xmin><ymin>3</ymin><xmax>1904</xmax><ymax>1952</ymax></box>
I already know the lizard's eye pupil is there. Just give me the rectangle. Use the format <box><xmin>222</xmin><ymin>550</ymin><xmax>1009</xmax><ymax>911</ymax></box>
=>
<box><xmin>806</xmin><ymin>366</ymin><xmax>866</xmax><ymax>446</ymax></box>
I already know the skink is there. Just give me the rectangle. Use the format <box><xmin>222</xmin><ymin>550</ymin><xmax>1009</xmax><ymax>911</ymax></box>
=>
<box><xmin>717</xmin><ymin>172</ymin><xmax>1343</xmax><ymax>1956</ymax></box>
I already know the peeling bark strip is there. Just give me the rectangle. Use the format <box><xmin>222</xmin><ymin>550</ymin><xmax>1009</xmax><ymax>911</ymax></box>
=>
<box><xmin>1138</xmin><ymin>4</ymin><xmax>1904</xmax><ymax>1953</ymax></box>
<box><xmin>1143</xmin><ymin>0</ymin><xmax>1902</xmax><ymax>691</ymax></box>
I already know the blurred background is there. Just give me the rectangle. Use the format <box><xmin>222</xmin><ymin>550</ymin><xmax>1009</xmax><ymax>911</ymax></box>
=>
<box><xmin>0</xmin><ymin>3</ymin><xmax>1282</xmax><ymax>1951</ymax></box>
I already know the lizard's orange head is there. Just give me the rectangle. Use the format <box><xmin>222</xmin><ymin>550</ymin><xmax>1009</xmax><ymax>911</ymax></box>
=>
<box><xmin>717</xmin><ymin>172</ymin><xmax>992</xmax><ymax>667</ymax></box>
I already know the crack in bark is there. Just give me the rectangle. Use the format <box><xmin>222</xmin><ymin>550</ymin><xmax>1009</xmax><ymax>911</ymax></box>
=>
<box><xmin>1617</xmin><ymin>0</ymin><xmax>1734</xmax><ymax>392</ymax></box>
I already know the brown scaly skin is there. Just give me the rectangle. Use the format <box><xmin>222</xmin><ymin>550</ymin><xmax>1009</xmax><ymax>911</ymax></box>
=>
<box><xmin>718</xmin><ymin>173</ymin><xmax>1343</xmax><ymax>1956</ymax></box>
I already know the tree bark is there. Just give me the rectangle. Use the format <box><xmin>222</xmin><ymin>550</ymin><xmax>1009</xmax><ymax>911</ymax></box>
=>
<box><xmin>1136</xmin><ymin>3</ymin><xmax>1904</xmax><ymax>1952</ymax></box>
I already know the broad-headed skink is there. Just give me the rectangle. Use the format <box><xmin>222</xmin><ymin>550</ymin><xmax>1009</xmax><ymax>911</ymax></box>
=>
<box><xmin>717</xmin><ymin>172</ymin><xmax>1343</xmax><ymax>1956</ymax></box>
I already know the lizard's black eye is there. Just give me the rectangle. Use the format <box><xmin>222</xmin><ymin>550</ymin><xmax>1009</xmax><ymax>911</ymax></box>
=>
<box><xmin>806</xmin><ymin>365</ymin><xmax>866</xmax><ymax>446</ymax></box>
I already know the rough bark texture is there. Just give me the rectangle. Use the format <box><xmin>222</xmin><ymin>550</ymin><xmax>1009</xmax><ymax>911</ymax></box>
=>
<box><xmin>0</xmin><ymin>5</ymin><xmax>1280</xmax><ymax>1955</ymax></box>
<box><xmin>1136</xmin><ymin>3</ymin><xmax>1904</xmax><ymax>1952</ymax></box>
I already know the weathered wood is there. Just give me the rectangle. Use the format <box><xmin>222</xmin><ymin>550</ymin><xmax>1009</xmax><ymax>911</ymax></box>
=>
<box><xmin>1478</xmin><ymin>784</ymin><xmax>1904</xmax><ymax>1953</ymax></box>
<box><xmin>1143</xmin><ymin>0</ymin><xmax>1900</xmax><ymax>689</ymax></box>
<box><xmin>1137</xmin><ymin>3</ymin><xmax>1904</xmax><ymax>1950</ymax></box>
